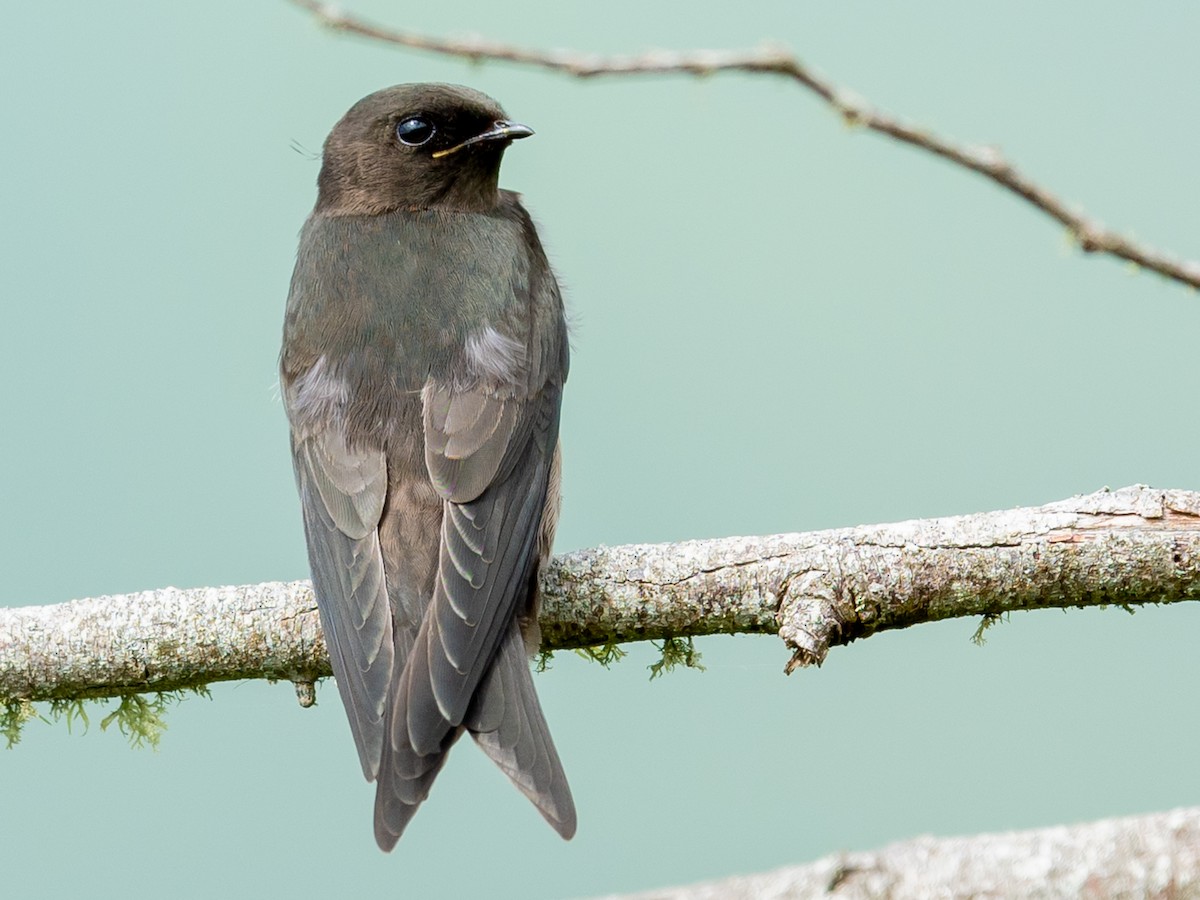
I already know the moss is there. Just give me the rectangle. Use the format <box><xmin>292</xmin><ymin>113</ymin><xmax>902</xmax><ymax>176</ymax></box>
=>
<box><xmin>2</xmin><ymin>699</ymin><xmax>37</xmax><ymax>748</ymax></box>
<box><xmin>648</xmin><ymin>636</ymin><xmax>705</xmax><ymax>680</ymax></box>
<box><xmin>99</xmin><ymin>694</ymin><xmax>171</xmax><ymax>748</ymax></box>
<box><xmin>543</xmin><ymin>635</ymin><xmax>707</xmax><ymax>677</ymax></box>
<box><xmin>573</xmin><ymin>639</ymin><xmax>629</xmax><ymax>668</ymax></box>
<box><xmin>970</xmin><ymin>612</ymin><xmax>1008</xmax><ymax>646</ymax></box>
<box><xmin>48</xmin><ymin>698</ymin><xmax>91</xmax><ymax>735</ymax></box>
<box><xmin>3</xmin><ymin>686</ymin><xmax>212</xmax><ymax>750</ymax></box>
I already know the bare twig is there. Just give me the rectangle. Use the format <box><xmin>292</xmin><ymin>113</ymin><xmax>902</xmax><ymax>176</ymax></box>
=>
<box><xmin>286</xmin><ymin>0</ymin><xmax>1200</xmax><ymax>292</ymax></box>
<box><xmin>2</xmin><ymin>486</ymin><xmax>1198</xmax><ymax>705</ymax></box>
<box><xmin>587</xmin><ymin>807</ymin><xmax>1200</xmax><ymax>900</ymax></box>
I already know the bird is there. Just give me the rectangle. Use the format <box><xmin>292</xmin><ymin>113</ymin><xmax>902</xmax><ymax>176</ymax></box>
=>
<box><xmin>280</xmin><ymin>83</ymin><xmax>574</xmax><ymax>851</ymax></box>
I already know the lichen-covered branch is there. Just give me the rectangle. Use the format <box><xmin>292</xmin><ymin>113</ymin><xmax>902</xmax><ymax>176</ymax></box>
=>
<box><xmin>286</xmin><ymin>0</ymin><xmax>1200</xmax><ymax>292</ymax></box>
<box><xmin>1</xmin><ymin>486</ymin><xmax>1197</xmax><ymax>707</ymax></box>
<box><xmin>540</xmin><ymin>484</ymin><xmax>1200</xmax><ymax>672</ymax></box>
<box><xmin>587</xmin><ymin>806</ymin><xmax>1200</xmax><ymax>900</ymax></box>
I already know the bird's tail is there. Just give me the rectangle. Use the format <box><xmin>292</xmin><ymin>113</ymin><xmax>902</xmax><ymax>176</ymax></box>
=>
<box><xmin>371</xmin><ymin>621</ymin><xmax>575</xmax><ymax>850</ymax></box>
<box><xmin>466</xmin><ymin>621</ymin><xmax>577</xmax><ymax>839</ymax></box>
<box><xmin>372</xmin><ymin>722</ymin><xmax>461</xmax><ymax>851</ymax></box>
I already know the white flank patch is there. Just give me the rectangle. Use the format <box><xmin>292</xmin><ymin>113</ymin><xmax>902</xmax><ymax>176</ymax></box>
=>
<box><xmin>464</xmin><ymin>325</ymin><xmax>526</xmax><ymax>385</ymax></box>
<box><xmin>288</xmin><ymin>355</ymin><xmax>349</xmax><ymax>427</ymax></box>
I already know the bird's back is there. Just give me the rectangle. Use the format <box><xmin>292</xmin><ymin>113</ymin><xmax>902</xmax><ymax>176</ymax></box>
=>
<box><xmin>282</xmin><ymin>191</ymin><xmax>574</xmax><ymax>849</ymax></box>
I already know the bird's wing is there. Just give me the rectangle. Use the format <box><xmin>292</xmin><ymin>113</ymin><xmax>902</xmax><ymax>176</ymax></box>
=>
<box><xmin>291</xmin><ymin>421</ymin><xmax>393</xmax><ymax>781</ymax></box>
<box><xmin>407</xmin><ymin>380</ymin><xmax>559</xmax><ymax>748</ymax></box>
<box><xmin>373</xmin><ymin>379</ymin><xmax>565</xmax><ymax>848</ymax></box>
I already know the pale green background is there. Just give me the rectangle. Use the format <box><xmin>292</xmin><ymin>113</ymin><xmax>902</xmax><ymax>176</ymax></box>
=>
<box><xmin>2</xmin><ymin>3</ymin><xmax>1198</xmax><ymax>898</ymax></box>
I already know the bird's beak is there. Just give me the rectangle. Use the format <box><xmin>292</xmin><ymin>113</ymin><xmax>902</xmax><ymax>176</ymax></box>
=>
<box><xmin>432</xmin><ymin>120</ymin><xmax>535</xmax><ymax>159</ymax></box>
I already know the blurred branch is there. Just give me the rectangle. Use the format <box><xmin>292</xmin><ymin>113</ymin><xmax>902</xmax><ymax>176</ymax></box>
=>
<box><xmin>286</xmin><ymin>0</ymin><xmax>1200</xmax><ymax>292</ymax></box>
<box><xmin>589</xmin><ymin>807</ymin><xmax>1200</xmax><ymax>900</ymax></box>
<box><xmin>2</xmin><ymin>486</ymin><xmax>1198</xmax><ymax>708</ymax></box>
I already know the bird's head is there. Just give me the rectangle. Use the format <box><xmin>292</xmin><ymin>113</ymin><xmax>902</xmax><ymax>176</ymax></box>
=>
<box><xmin>314</xmin><ymin>83</ymin><xmax>533</xmax><ymax>216</ymax></box>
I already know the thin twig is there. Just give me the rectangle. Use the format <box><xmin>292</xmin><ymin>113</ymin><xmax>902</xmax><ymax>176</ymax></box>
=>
<box><xmin>287</xmin><ymin>0</ymin><xmax>1200</xmax><ymax>292</ymax></box>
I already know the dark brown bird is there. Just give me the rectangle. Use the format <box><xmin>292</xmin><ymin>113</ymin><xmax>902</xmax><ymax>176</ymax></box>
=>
<box><xmin>280</xmin><ymin>83</ymin><xmax>573</xmax><ymax>850</ymax></box>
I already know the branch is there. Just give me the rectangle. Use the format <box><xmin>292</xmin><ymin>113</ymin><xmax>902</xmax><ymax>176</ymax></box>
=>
<box><xmin>1</xmin><ymin>486</ymin><xmax>1198</xmax><ymax>707</ymax></box>
<box><xmin>285</xmin><ymin>0</ymin><xmax>1200</xmax><ymax>292</ymax></box>
<box><xmin>588</xmin><ymin>807</ymin><xmax>1200</xmax><ymax>899</ymax></box>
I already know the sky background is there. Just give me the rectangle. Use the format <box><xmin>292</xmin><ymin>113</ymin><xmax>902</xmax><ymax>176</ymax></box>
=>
<box><xmin>2</xmin><ymin>3</ymin><xmax>1198</xmax><ymax>898</ymax></box>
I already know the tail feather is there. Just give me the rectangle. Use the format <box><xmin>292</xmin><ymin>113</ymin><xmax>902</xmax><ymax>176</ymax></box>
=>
<box><xmin>372</xmin><ymin>725</ymin><xmax>461</xmax><ymax>851</ymax></box>
<box><xmin>467</xmin><ymin>623</ymin><xmax>576</xmax><ymax>839</ymax></box>
<box><xmin>372</xmin><ymin>620</ymin><xmax>575</xmax><ymax>851</ymax></box>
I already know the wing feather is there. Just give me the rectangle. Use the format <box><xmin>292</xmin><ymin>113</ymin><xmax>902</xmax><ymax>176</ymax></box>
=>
<box><xmin>387</xmin><ymin>386</ymin><xmax>559</xmax><ymax>758</ymax></box>
<box><xmin>291</xmin><ymin>426</ymin><xmax>393</xmax><ymax>781</ymax></box>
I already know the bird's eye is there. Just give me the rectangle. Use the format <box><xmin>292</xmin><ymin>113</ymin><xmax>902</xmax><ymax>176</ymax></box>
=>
<box><xmin>396</xmin><ymin>117</ymin><xmax>436</xmax><ymax>147</ymax></box>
